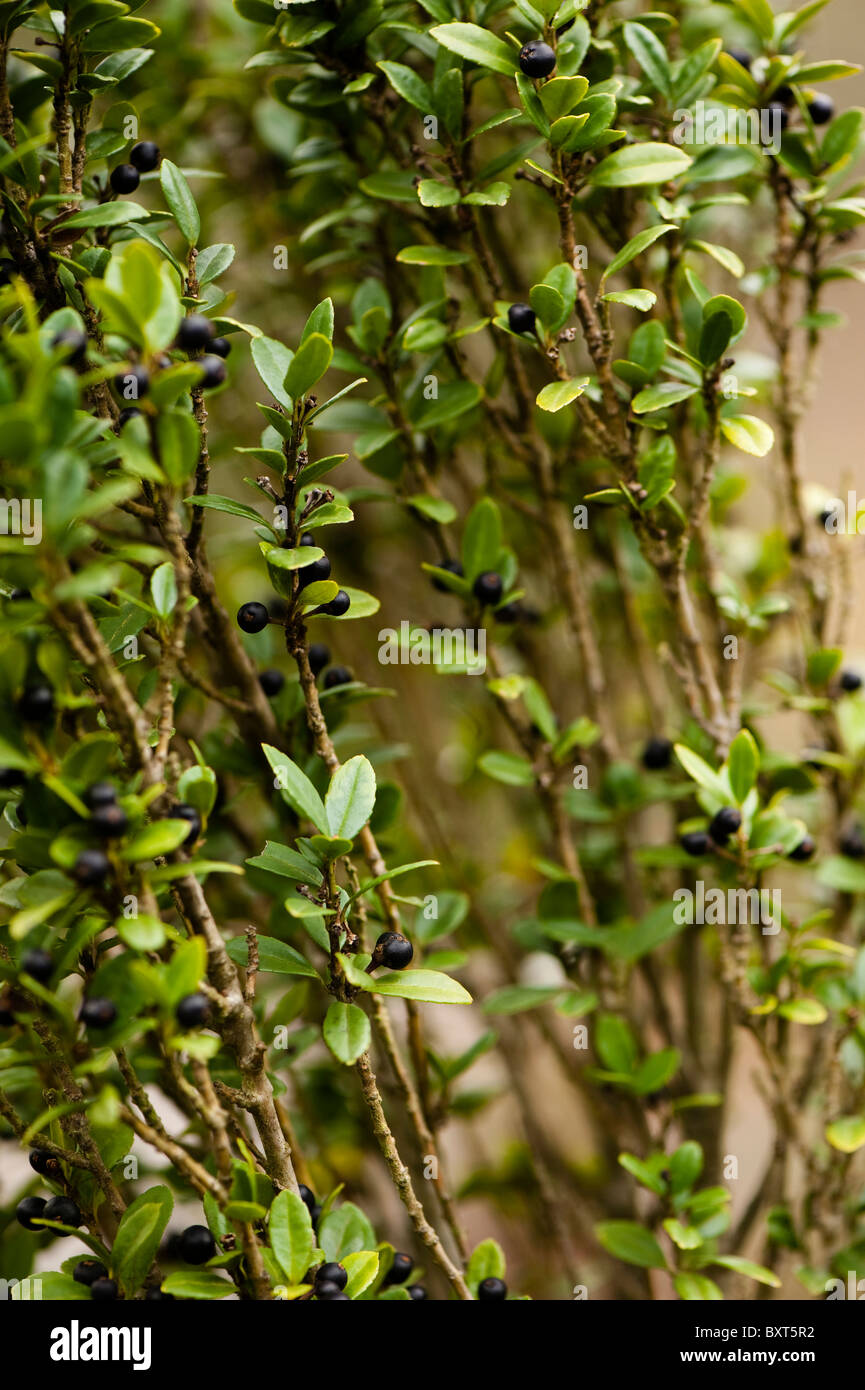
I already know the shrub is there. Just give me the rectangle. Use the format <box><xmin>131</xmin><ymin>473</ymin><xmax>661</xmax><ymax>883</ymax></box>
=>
<box><xmin>0</xmin><ymin>0</ymin><xmax>863</xmax><ymax>1305</ymax></box>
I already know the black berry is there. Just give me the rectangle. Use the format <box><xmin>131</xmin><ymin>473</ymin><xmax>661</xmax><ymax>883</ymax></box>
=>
<box><xmin>144</xmin><ymin>1287</ymin><xmax>175</xmax><ymax>1300</ymax></box>
<box><xmin>176</xmin><ymin>314</ymin><xmax>214</xmax><ymax>352</ymax></box>
<box><xmin>680</xmin><ymin>830</ymin><xmax>712</xmax><ymax>858</ymax></box>
<box><xmin>315</xmin><ymin>1262</ymin><xmax>347</xmax><ymax>1290</ymax></box>
<box><xmin>325</xmin><ymin>1291</ymin><xmax>350</xmax><ymax>1300</ymax></box>
<box><xmin>789</xmin><ymin>834</ymin><xmax>815</xmax><ymax>862</ymax></box>
<box><xmin>52</xmin><ymin>328</ymin><xmax>88</xmax><ymax>366</ymax></box>
<box><xmin>298</xmin><ymin>1184</ymin><xmax>316</xmax><ymax>1216</ymax></box>
<box><xmin>80</xmin><ymin>997</ymin><xmax>117</xmax><ymax>1029</ymax></box>
<box><xmin>495</xmin><ymin>602</ymin><xmax>521</xmax><ymax>623</ymax></box>
<box><xmin>519</xmin><ymin>40</ymin><xmax>556</xmax><ymax>79</ymax></box>
<box><xmin>773</xmin><ymin>84</ymin><xmax>795</xmax><ymax>107</ymax></box>
<box><xmin>9</xmin><ymin>589</ymin><xmax>31</xmax><ymax>602</ymax></box>
<box><xmin>237</xmin><ymin>601</ymin><xmax>269</xmax><ymax>634</ymax></box>
<box><xmin>839</xmin><ymin>825</ymin><xmax>865</xmax><ymax>860</ymax></box>
<box><xmin>0</xmin><ymin>767</ymin><xmax>25</xmax><ymax>788</ymax></box>
<box><xmin>315</xmin><ymin>1280</ymin><xmax>344</xmax><ymax>1299</ymax></box>
<box><xmin>320</xmin><ymin>589</ymin><xmax>351</xmax><ymax>617</ymax></box>
<box><xmin>73</xmin><ymin>1259</ymin><xmax>108</xmax><ymax>1286</ymax></box>
<box><xmin>259</xmin><ymin>668</ymin><xmax>285</xmax><ymax>697</ymax></box>
<box><xmin>709</xmin><ymin>806</ymin><xmax>742</xmax><ymax>844</ymax></box>
<box><xmin>90</xmin><ymin>1277</ymin><xmax>119</xmax><ymax>1301</ymax></box>
<box><xmin>641</xmin><ymin>736</ymin><xmax>673</xmax><ymax>771</ymax></box>
<box><xmin>84</xmin><ymin>781</ymin><xmax>117</xmax><ymax>810</ymax></box>
<box><xmin>110</xmin><ymin>163</ymin><xmax>140</xmax><ymax>194</ymax></box>
<box><xmin>113</xmin><ymin>365</ymin><xmax>149</xmax><ymax>401</ymax></box>
<box><xmin>29</xmin><ymin>1149</ymin><xmax>60</xmax><ymax>1178</ymax></box>
<box><xmin>368</xmin><ymin>931</ymin><xmax>414</xmax><ymax>973</ymax></box>
<box><xmin>408</xmin><ymin>1284</ymin><xmax>428</xmax><ymax>1300</ymax></box>
<box><xmin>129</xmin><ymin>141</ymin><xmax>160</xmax><ymax>172</ymax></box>
<box><xmin>90</xmin><ymin>803</ymin><xmax>128</xmax><ymax>839</ymax></box>
<box><xmin>308</xmin><ymin>643</ymin><xmax>330</xmax><ymax>676</ymax></box>
<box><xmin>431</xmin><ymin>558</ymin><xmax>463</xmax><ymax>592</ymax></box>
<box><xmin>171</xmin><ymin>803</ymin><xmax>201</xmax><ymax>847</ymax></box>
<box><xmin>807</xmin><ymin>93</ymin><xmax>834</xmax><ymax>125</ymax></box>
<box><xmin>178</xmin><ymin>1224</ymin><xmax>216</xmax><ymax>1265</ymax></box>
<box><xmin>43</xmin><ymin>1195</ymin><xmax>82</xmax><ymax>1232</ymax></box>
<box><xmin>210</xmin><ymin>336</ymin><xmax>231</xmax><ymax>359</ymax></box>
<box><xmin>768</xmin><ymin>101</ymin><xmax>790</xmax><ymax>131</ymax></box>
<box><xmin>323</xmin><ymin>666</ymin><xmax>353</xmax><ymax>690</ymax></box>
<box><xmin>299</xmin><ymin>532</ymin><xmax>316</xmax><ymax>547</ymax></box>
<box><xmin>840</xmin><ymin>670</ymin><xmax>862</xmax><ymax>693</ymax></box>
<box><xmin>16</xmin><ymin>1196</ymin><xmax>46</xmax><ymax>1231</ymax></box>
<box><xmin>198</xmin><ymin>355</ymin><xmax>226</xmax><ymax>389</ymax></box>
<box><xmin>507</xmin><ymin>302</ymin><xmax>536</xmax><ymax>335</ymax></box>
<box><xmin>385</xmin><ymin>1252</ymin><xmax>414</xmax><ymax>1285</ymax></box>
<box><xmin>477</xmin><ymin>1276</ymin><xmax>508</xmax><ymax>1300</ymax></box>
<box><xmin>176</xmin><ymin>992</ymin><xmax>210</xmax><ymax>1028</ymax></box>
<box><xmin>73</xmin><ymin>848</ymin><xmax>111</xmax><ymax>886</ymax></box>
<box><xmin>17</xmin><ymin>684</ymin><xmax>54</xmax><ymax>723</ymax></box>
<box><xmin>473</xmin><ymin>572</ymin><xmax>503</xmax><ymax>607</ymax></box>
<box><xmin>298</xmin><ymin>554</ymin><xmax>332</xmax><ymax>589</ymax></box>
<box><xmin>21</xmin><ymin>949</ymin><xmax>53</xmax><ymax>984</ymax></box>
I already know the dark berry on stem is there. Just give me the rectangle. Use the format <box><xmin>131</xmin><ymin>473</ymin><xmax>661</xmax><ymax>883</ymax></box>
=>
<box><xmin>110</xmin><ymin>163</ymin><xmax>139</xmax><ymax>194</ymax></box>
<box><xmin>315</xmin><ymin>1262</ymin><xmax>347</xmax><ymax>1290</ymax></box>
<box><xmin>384</xmin><ymin>1252</ymin><xmax>414</xmax><ymax>1285</ymax></box>
<box><xmin>84</xmin><ymin>781</ymin><xmax>117</xmax><ymax>810</ymax></box>
<box><xmin>473</xmin><ymin>572</ymin><xmax>503</xmax><ymax>607</ymax></box>
<box><xmin>840</xmin><ymin>825</ymin><xmax>865</xmax><ymax>859</ymax></box>
<box><xmin>495</xmin><ymin>602</ymin><xmax>521</xmax><ymax>623</ymax></box>
<box><xmin>840</xmin><ymin>670</ymin><xmax>862</xmax><ymax>692</ymax></box>
<box><xmin>298</xmin><ymin>1184</ymin><xmax>316</xmax><ymax>1215</ymax></box>
<box><xmin>507</xmin><ymin>302</ymin><xmax>536</xmax><ymax>335</ymax></box>
<box><xmin>113</xmin><ymin>365</ymin><xmax>149</xmax><ymax>400</ymax></box>
<box><xmin>29</xmin><ymin>1149</ymin><xmax>60</xmax><ymax>1178</ymax></box>
<box><xmin>259</xmin><ymin>668</ymin><xmax>285</xmax><ymax>697</ymax></box>
<box><xmin>323</xmin><ymin>666</ymin><xmax>353</xmax><ymax>690</ymax></box>
<box><xmin>320</xmin><ymin>589</ymin><xmax>350</xmax><ymax>617</ymax></box>
<box><xmin>477</xmin><ymin>1276</ymin><xmax>508</xmax><ymax>1300</ymax></box>
<box><xmin>9</xmin><ymin>589</ymin><xmax>31</xmax><ymax>602</ymax></box>
<box><xmin>237</xmin><ymin>601</ymin><xmax>269</xmax><ymax>634</ymax></box>
<box><xmin>315</xmin><ymin>1280</ymin><xmax>344</xmax><ymax>1300</ymax></box>
<box><xmin>178</xmin><ymin>1224</ymin><xmax>216</xmax><ymax>1264</ymax></box>
<box><xmin>73</xmin><ymin>1259</ymin><xmax>108</xmax><ymax>1286</ymax></box>
<box><xmin>16</xmin><ymin>1196</ymin><xmax>46</xmax><ymax>1231</ymax></box>
<box><xmin>518</xmin><ymin>40</ymin><xmax>556</xmax><ymax>78</ymax></box>
<box><xmin>80</xmin><ymin>997</ymin><xmax>117</xmax><ymax>1029</ymax></box>
<box><xmin>176</xmin><ymin>992</ymin><xmax>211</xmax><ymax>1028</ymax></box>
<box><xmin>431</xmin><ymin>558</ymin><xmax>463</xmax><ymax>592</ymax></box>
<box><xmin>768</xmin><ymin>101</ymin><xmax>789</xmax><ymax>131</ymax></box>
<box><xmin>210</xmin><ymin>336</ymin><xmax>231</xmax><ymax>359</ymax></box>
<box><xmin>198</xmin><ymin>355</ymin><xmax>226</xmax><ymax>389</ymax></box>
<box><xmin>367</xmin><ymin>931</ymin><xmax>414</xmax><ymax>973</ymax></box>
<box><xmin>90</xmin><ymin>803</ymin><xmax>128</xmax><ymax>839</ymax></box>
<box><xmin>326</xmin><ymin>1292</ymin><xmax>350</xmax><ymax>1300</ymax></box>
<box><xmin>298</xmin><ymin>555</ymin><xmax>332</xmax><ymax>589</ymax></box>
<box><xmin>300</xmin><ymin>532</ymin><xmax>316</xmax><ymax>547</ymax></box>
<box><xmin>43</xmin><ymin>1195</ymin><xmax>81</xmax><ymax>1231</ymax></box>
<box><xmin>176</xmin><ymin>314</ymin><xmax>214</xmax><ymax>353</ymax></box>
<box><xmin>90</xmin><ymin>1278</ymin><xmax>119</xmax><ymax>1301</ymax></box>
<box><xmin>171</xmin><ymin>803</ymin><xmax>201</xmax><ymax>847</ymax></box>
<box><xmin>680</xmin><ymin>830</ymin><xmax>712</xmax><ymax>858</ymax></box>
<box><xmin>642</xmin><ymin>736</ymin><xmax>673</xmax><ymax>771</ymax></box>
<box><xmin>17</xmin><ymin>684</ymin><xmax>54</xmax><ymax>723</ymax></box>
<box><xmin>308</xmin><ymin>643</ymin><xmax>330</xmax><ymax>676</ymax></box>
<box><xmin>21</xmin><ymin>948</ymin><xmax>53</xmax><ymax>984</ymax></box>
<box><xmin>144</xmin><ymin>1287</ymin><xmax>175</xmax><ymax>1300</ymax></box>
<box><xmin>774</xmin><ymin>84</ymin><xmax>795</xmax><ymax>107</ymax></box>
<box><xmin>709</xmin><ymin>806</ymin><xmax>742</xmax><ymax>844</ymax></box>
<box><xmin>807</xmin><ymin>92</ymin><xmax>834</xmax><ymax>124</ymax></box>
<box><xmin>73</xmin><ymin>849</ymin><xmax>110</xmax><ymax>886</ymax></box>
<box><xmin>789</xmin><ymin>835</ymin><xmax>815</xmax><ymax>862</ymax></box>
<box><xmin>129</xmin><ymin>141</ymin><xmax>160</xmax><ymax>172</ymax></box>
<box><xmin>408</xmin><ymin>1285</ymin><xmax>428</xmax><ymax>1300</ymax></box>
<box><xmin>0</xmin><ymin>767</ymin><xmax>25</xmax><ymax>788</ymax></box>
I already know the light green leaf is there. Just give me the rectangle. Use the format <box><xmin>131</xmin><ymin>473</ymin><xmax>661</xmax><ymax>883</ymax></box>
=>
<box><xmin>429</xmin><ymin>23</ymin><xmax>517</xmax><ymax>78</ymax></box>
<box><xmin>262</xmin><ymin>744</ymin><xmax>328</xmax><ymax>832</ymax></box>
<box><xmin>284</xmin><ymin>332</ymin><xmax>333</xmax><ymax>399</ymax></box>
<box><xmin>325</xmin><ymin>755</ymin><xmax>376</xmax><ymax>839</ymax></box>
<box><xmin>269</xmin><ymin>1190</ymin><xmax>315</xmax><ymax>1285</ymax></box>
<box><xmin>339</xmin><ymin>954</ymin><xmax>472</xmax><ymax>1004</ymax></box>
<box><xmin>160</xmin><ymin>160</ymin><xmax>200</xmax><ymax>246</ymax></box>
<box><xmin>536</xmin><ymin>377</ymin><xmax>590</xmax><ymax>412</ymax></box>
<box><xmin>596</xmin><ymin>1221</ymin><xmax>667</xmax><ymax>1269</ymax></box>
<box><xmin>720</xmin><ymin>415</ymin><xmax>774</xmax><ymax>457</ymax></box>
<box><xmin>589</xmin><ymin>142</ymin><xmax>691</xmax><ymax>188</ymax></box>
<box><xmin>323</xmin><ymin>1001</ymin><xmax>371</xmax><ymax>1065</ymax></box>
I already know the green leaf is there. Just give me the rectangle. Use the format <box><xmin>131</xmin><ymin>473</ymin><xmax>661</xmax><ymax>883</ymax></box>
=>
<box><xmin>825</xmin><ymin>1115</ymin><xmax>865</xmax><ymax>1153</ymax></box>
<box><xmin>536</xmin><ymin>377</ymin><xmax>590</xmax><ymax>412</ymax></box>
<box><xmin>602</xmin><ymin>288</ymin><xmax>657</xmax><ymax>312</ymax></box>
<box><xmin>407</xmin><ymin>494</ymin><xmax>457</xmax><ymax>524</ymax></box>
<box><xmin>417</xmin><ymin>179</ymin><xmax>460</xmax><ymax>207</ymax></box>
<box><xmin>284</xmin><ymin>332</ymin><xmax>332</xmax><ymax>399</ymax></box>
<box><xmin>396</xmin><ymin>245</ymin><xmax>472</xmax><ymax>267</ymax></box>
<box><xmin>159</xmin><ymin>160</ymin><xmax>200</xmax><ymax>246</ymax></box>
<box><xmin>632</xmin><ymin>382</ymin><xmax>698</xmax><ymax>414</ymax></box>
<box><xmin>325</xmin><ymin>755</ymin><xmax>376</xmax><ymax>838</ymax></box>
<box><xmin>461</xmin><ymin>496</ymin><xmax>502</xmax><ymax>581</ymax></box>
<box><xmin>477</xmin><ymin>750</ymin><xmax>534</xmax><ymax>786</ymax></box>
<box><xmin>186</xmin><ymin>494</ymin><xmax>265</xmax><ymax>526</ymax></box>
<box><xmin>318</xmin><ymin>1203</ymin><xmax>375</xmax><ymax>1262</ymax></box>
<box><xmin>674</xmin><ymin>1273</ymin><xmax>723</xmax><ymax>1300</ymax></box>
<box><xmin>339</xmin><ymin>954</ymin><xmax>472</xmax><ymax>1004</ymax></box>
<box><xmin>709</xmin><ymin>1255</ymin><xmax>780</xmax><ymax>1287</ymax></box>
<box><xmin>727</xmin><ymin>729</ymin><xmax>759</xmax><ymax>803</ymax></box>
<box><xmin>111</xmin><ymin>1186</ymin><xmax>173</xmax><ymax>1296</ymax></box>
<box><xmin>596</xmin><ymin>1221</ymin><xmax>667</xmax><ymax>1269</ymax></box>
<box><xmin>226</xmin><ymin>934</ymin><xmax>319</xmax><ymax>980</ymax></box>
<box><xmin>262</xmin><ymin>744</ymin><xmax>328</xmax><ymax>832</ymax></box>
<box><xmin>596</xmin><ymin>1014</ymin><xmax>638</xmax><ymax>1073</ymax></box>
<box><xmin>602</xmin><ymin>224</ymin><xmax>677</xmax><ymax>284</ymax></box>
<box><xmin>58</xmin><ymin>201</ymin><xmax>149</xmax><ymax>230</ymax></box>
<box><xmin>161</xmin><ymin>1270</ymin><xmax>234</xmax><ymax>1299</ymax></box>
<box><xmin>623</xmin><ymin>22</ymin><xmax>671</xmax><ymax>98</ymax></box>
<box><xmin>669</xmin><ymin>1141</ymin><xmax>703</xmax><ymax>1193</ymax></box>
<box><xmin>699</xmin><ymin>311</ymin><xmax>733</xmax><ymax>366</ymax></box>
<box><xmin>674</xmin><ymin>743</ymin><xmax>728</xmax><ymax>798</ymax></box>
<box><xmin>245</xmin><ymin>840</ymin><xmax>323</xmax><ymax>888</ymax></box>
<box><xmin>377</xmin><ymin>61</ymin><xmax>433</xmax><ymax>113</ymax></box>
<box><xmin>269</xmin><ymin>1190</ymin><xmax>315</xmax><ymax>1285</ymax></box>
<box><xmin>429</xmin><ymin>23</ymin><xmax>517</xmax><ymax>78</ymax></box>
<box><xmin>466</xmin><ymin>1238</ymin><xmax>506</xmax><ymax>1293</ymax></box>
<box><xmin>120</xmin><ymin>819</ymin><xmax>193</xmax><ymax>862</ymax></box>
<box><xmin>342</xmin><ymin>1250</ymin><xmax>379</xmax><ymax>1298</ymax></box>
<box><xmin>589</xmin><ymin>142</ymin><xmax>691</xmax><ymax>188</ymax></box>
<box><xmin>251</xmin><ymin>335</ymin><xmax>294</xmax><ymax>408</ymax></box>
<box><xmin>150</xmin><ymin>561</ymin><xmax>177</xmax><ymax>621</ymax></box>
<box><xmin>482</xmin><ymin>985</ymin><xmax>564</xmax><ymax>1015</ymax></box>
<box><xmin>777</xmin><ymin>998</ymin><xmax>828</xmax><ymax>1025</ymax></box>
<box><xmin>720</xmin><ymin>415</ymin><xmax>774</xmax><ymax>457</ymax></box>
<box><xmin>323</xmin><ymin>1001</ymin><xmax>370</xmax><ymax>1065</ymax></box>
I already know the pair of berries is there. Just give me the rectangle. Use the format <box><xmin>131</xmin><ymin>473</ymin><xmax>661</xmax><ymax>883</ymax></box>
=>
<box><xmin>314</xmin><ymin>1262</ymin><xmax>349</xmax><ymax>1300</ymax></box>
<box><xmin>298</xmin><ymin>533</ymin><xmax>332</xmax><ymax>590</ymax></box>
<box><xmin>16</xmin><ymin>1194</ymin><xmax>82</xmax><ymax>1232</ymax></box>
<box><xmin>366</xmin><ymin>932</ymin><xmax>414</xmax><ymax>973</ymax></box>
<box><xmin>84</xmin><ymin>780</ymin><xmax>127</xmax><ymax>839</ymax></box>
<box><xmin>109</xmin><ymin>140</ymin><xmax>161</xmax><ymax>194</ymax></box>
<box><xmin>680</xmin><ymin>806</ymin><xmax>741</xmax><ymax>857</ymax></box>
